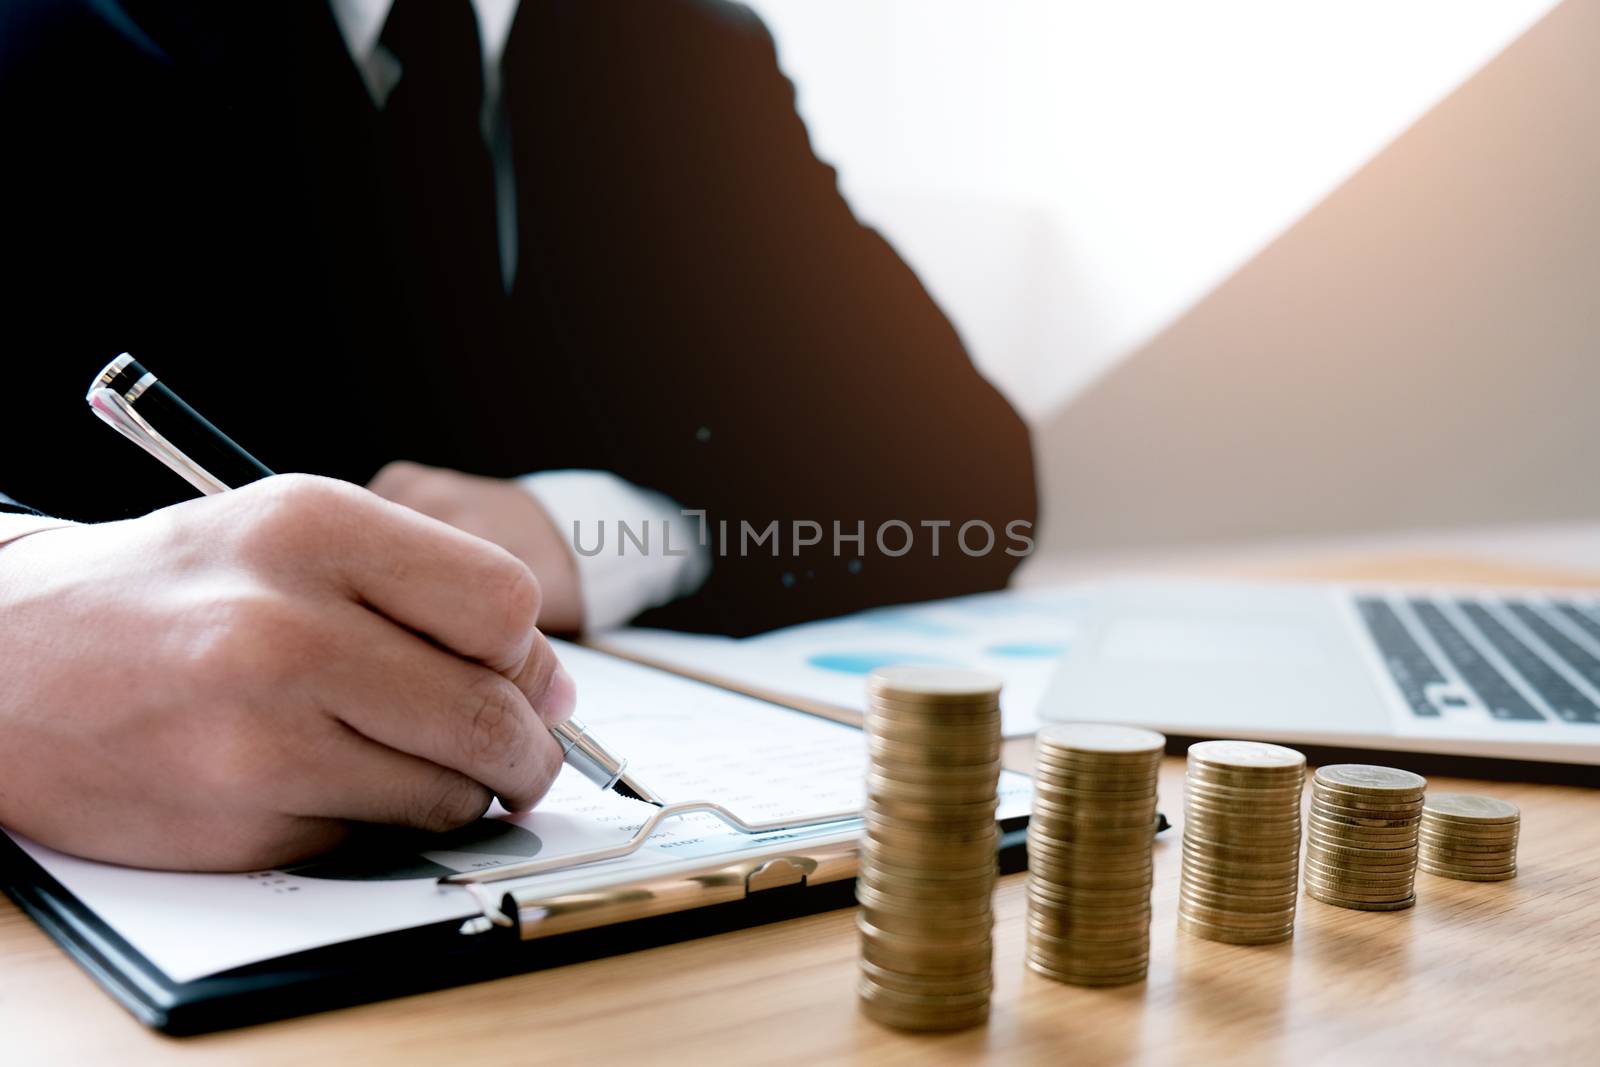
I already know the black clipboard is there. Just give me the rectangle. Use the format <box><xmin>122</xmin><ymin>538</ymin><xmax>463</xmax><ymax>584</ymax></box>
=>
<box><xmin>1</xmin><ymin>820</ymin><xmax>1031</xmax><ymax>1035</ymax></box>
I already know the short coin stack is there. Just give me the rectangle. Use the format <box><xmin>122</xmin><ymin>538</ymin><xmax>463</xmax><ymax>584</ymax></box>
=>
<box><xmin>857</xmin><ymin>666</ymin><xmax>1003</xmax><ymax>1032</ymax></box>
<box><xmin>1304</xmin><ymin>764</ymin><xmax>1425</xmax><ymax>911</ymax></box>
<box><xmin>1025</xmin><ymin>723</ymin><xmax>1164</xmax><ymax>986</ymax></box>
<box><xmin>1419</xmin><ymin>793</ymin><xmax>1520</xmax><ymax>881</ymax></box>
<box><xmin>1178</xmin><ymin>740</ymin><xmax>1306</xmax><ymax>945</ymax></box>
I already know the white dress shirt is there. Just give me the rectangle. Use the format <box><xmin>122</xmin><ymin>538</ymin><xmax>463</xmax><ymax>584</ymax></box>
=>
<box><xmin>328</xmin><ymin>0</ymin><xmax>711</xmax><ymax>629</ymax></box>
<box><xmin>0</xmin><ymin>514</ymin><xmax>74</xmax><ymax>549</ymax></box>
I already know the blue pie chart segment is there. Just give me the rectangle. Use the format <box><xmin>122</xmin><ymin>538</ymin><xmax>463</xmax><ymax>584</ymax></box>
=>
<box><xmin>807</xmin><ymin>651</ymin><xmax>954</xmax><ymax>675</ymax></box>
<box><xmin>986</xmin><ymin>641</ymin><xmax>1068</xmax><ymax>659</ymax></box>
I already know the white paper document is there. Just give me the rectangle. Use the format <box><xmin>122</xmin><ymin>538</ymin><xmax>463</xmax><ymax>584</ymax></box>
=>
<box><xmin>5</xmin><ymin>642</ymin><xmax>1030</xmax><ymax>983</ymax></box>
<box><xmin>599</xmin><ymin>585</ymin><xmax>1090</xmax><ymax>737</ymax></box>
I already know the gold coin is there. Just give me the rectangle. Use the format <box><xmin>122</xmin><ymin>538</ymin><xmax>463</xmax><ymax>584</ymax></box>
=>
<box><xmin>1307</xmin><ymin>808</ymin><xmax>1421</xmax><ymax>830</ymax></box>
<box><xmin>1029</xmin><ymin>831</ymin><xmax>1157</xmax><ymax>855</ymax></box>
<box><xmin>860</xmin><ymin>938</ymin><xmax>993</xmax><ymax>975</ymax></box>
<box><xmin>867</xmin><ymin>734</ymin><xmax>1001</xmax><ymax>762</ymax></box>
<box><xmin>1026</xmin><ymin>895</ymin><xmax>1152</xmax><ymax>925</ymax></box>
<box><xmin>1418</xmin><ymin>826</ymin><xmax>1520</xmax><ymax>846</ymax></box>
<box><xmin>1416</xmin><ymin>850</ymin><xmax>1518</xmax><ymax>869</ymax></box>
<box><xmin>858</xmin><ymin>918</ymin><xmax>992</xmax><ymax>951</ymax></box>
<box><xmin>1027</xmin><ymin>962</ymin><xmax>1151</xmax><ymax>985</ymax></box>
<box><xmin>1302</xmin><ymin>874</ymin><xmax>1416</xmax><ymax>897</ymax></box>
<box><xmin>1311</xmin><ymin>794</ymin><xmax>1425</xmax><ymax>817</ymax></box>
<box><xmin>1417</xmin><ymin>863</ymin><xmax>1516</xmax><ymax>882</ymax></box>
<box><xmin>864</xmin><ymin>797</ymin><xmax>997</xmax><ymax>823</ymax></box>
<box><xmin>1184</xmin><ymin>789</ymin><xmax>1303</xmax><ymax>813</ymax></box>
<box><xmin>1312</xmin><ymin>788</ymin><xmax>1425</xmax><ymax>812</ymax></box>
<box><xmin>1035</xmin><ymin>755</ymin><xmax>1161</xmax><ymax>777</ymax></box>
<box><xmin>1301</xmin><ymin>879</ymin><xmax>1413</xmax><ymax>903</ymax></box>
<box><xmin>1179</xmin><ymin>828</ymin><xmax>1302</xmax><ymax>856</ymax></box>
<box><xmin>1029</xmin><ymin>824</ymin><xmax>1159</xmax><ymax>851</ymax></box>
<box><xmin>1178</xmin><ymin>887</ymin><xmax>1299</xmax><ymax>915</ymax></box>
<box><xmin>859</xmin><ymin>907</ymin><xmax>993</xmax><ymax>940</ymax></box>
<box><xmin>1026</xmin><ymin>960</ymin><xmax>1149</xmax><ymax>987</ymax></box>
<box><xmin>868</xmin><ymin>760</ymin><xmax>1004</xmax><ymax>790</ymax></box>
<box><xmin>1313</xmin><ymin>764</ymin><xmax>1427</xmax><ymax>794</ymax></box>
<box><xmin>858</xmin><ymin>981</ymin><xmax>990</xmax><ymax>1032</ymax></box>
<box><xmin>1306</xmin><ymin>813</ymin><xmax>1417</xmax><ymax>837</ymax></box>
<box><xmin>1177</xmin><ymin>905</ymin><xmax>1298</xmax><ymax>932</ymax></box>
<box><xmin>1177</xmin><ymin>913</ymin><xmax>1296</xmax><ymax>944</ymax></box>
<box><xmin>1306</xmin><ymin>822</ymin><xmax>1418</xmax><ymax>845</ymax></box>
<box><xmin>1038</xmin><ymin>721</ymin><xmax>1165</xmax><ymax>754</ymax></box>
<box><xmin>867</xmin><ymin>693</ymin><xmax>1000</xmax><ymax>717</ymax></box>
<box><xmin>866</xmin><ymin>711</ymin><xmax>999</xmax><ymax>736</ymax></box>
<box><xmin>856</xmin><ymin>979</ymin><xmax>993</xmax><ymax>1013</ymax></box>
<box><xmin>1304</xmin><ymin>840</ymin><xmax>1419</xmax><ymax>863</ymax></box>
<box><xmin>1418</xmin><ymin>841</ymin><xmax>1518</xmax><ymax>859</ymax></box>
<box><xmin>1026</xmin><ymin>864</ymin><xmax>1153</xmax><ymax>892</ymax></box>
<box><xmin>1180</xmin><ymin>838</ymin><xmax>1299</xmax><ymax>865</ymax></box>
<box><xmin>1033</xmin><ymin>777</ymin><xmax>1158</xmax><ymax>799</ymax></box>
<box><xmin>856</xmin><ymin>881</ymin><xmax>993</xmax><ymax>914</ymax></box>
<box><xmin>862</xmin><ymin>827</ymin><xmax>997</xmax><ymax>850</ymax></box>
<box><xmin>858</xmin><ymin>959</ymin><xmax>992</xmax><ymax>996</ymax></box>
<box><xmin>1188</xmin><ymin>739</ymin><xmax>1307</xmax><ymax>771</ymax></box>
<box><xmin>1304</xmin><ymin>886</ymin><xmax>1415</xmax><ymax>911</ymax></box>
<box><xmin>1422</xmin><ymin>793</ymin><xmax>1519</xmax><ymax>824</ymax></box>
<box><xmin>868</xmin><ymin>664</ymin><xmax>1003</xmax><ymax>700</ymax></box>
<box><xmin>1024</xmin><ymin>946</ymin><xmax>1150</xmax><ymax>973</ymax></box>
<box><xmin>1179</xmin><ymin>871</ymin><xmax>1299</xmax><ymax>897</ymax></box>
<box><xmin>1021</xmin><ymin>880</ymin><xmax>1151</xmax><ymax>909</ymax></box>
<box><xmin>1177</xmin><ymin>876</ymin><xmax>1299</xmax><ymax>902</ymax></box>
<box><xmin>861</xmin><ymin>843</ymin><xmax>998</xmax><ymax>875</ymax></box>
<box><xmin>1025</xmin><ymin>916</ymin><xmax>1152</xmax><ymax>944</ymax></box>
<box><xmin>1035</xmin><ymin>798</ymin><xmax>1159</xmax><ymax>819</ymax></box>
<box><xmin>1303</xmin><ymin>855</ymin><xmax>1416</xmax><ymax>879</ymax></box>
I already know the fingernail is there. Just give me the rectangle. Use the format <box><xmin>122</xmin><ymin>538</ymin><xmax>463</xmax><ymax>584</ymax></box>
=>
<box><xmin>543</xmin><ymin>665</ymin><xmax>577</xmax><ymax>725</ymax></box>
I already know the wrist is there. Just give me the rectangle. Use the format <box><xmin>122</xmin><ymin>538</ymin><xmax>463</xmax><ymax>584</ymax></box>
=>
<box><xmin>518</xmin><ymin>490</ymin><xmax>583</xmax><ymax>634</ymax></box>
<box><xmin>0</xmin><ymin>516</ymin><xmax>76</xmax><ymax>551</ymax></box>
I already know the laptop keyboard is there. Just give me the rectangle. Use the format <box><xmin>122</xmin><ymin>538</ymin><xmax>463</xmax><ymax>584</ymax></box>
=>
<box><xmin>1357</xmin><ymin>595</ymin><xmax>1600</xmax><ymax>724</ymax></box>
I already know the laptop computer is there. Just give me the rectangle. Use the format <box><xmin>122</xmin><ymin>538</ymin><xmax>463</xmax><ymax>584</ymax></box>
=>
<box><xmin>1040</xmin><ymin>581</ymin><xmax>1600</xmax><ymax>768</ymax></box>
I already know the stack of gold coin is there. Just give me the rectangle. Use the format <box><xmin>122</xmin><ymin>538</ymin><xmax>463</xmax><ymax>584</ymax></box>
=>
<box><xmin>1178</xmin><ymin>740</ymin><xmax>1306</xmax><ymax>945</ymax></box>
<box><xmin>857</xmin><ymin>666</ymin><xmax>1002</xmax><ymax>1032</ymax></box>
<box><xmin>1418</xmin><ymin>793</ymin><xmax>1520</xmax><ymax>881</ymax></box>
<box><xmin>1025</xmin><ymin>723</ymin><xmax>1164</xmax><ymax>986</ymax></box>
<box><xmin>1303</xmin><ymin>764</ymin><xmax>1425</xmax><ymax>911</ymax></box>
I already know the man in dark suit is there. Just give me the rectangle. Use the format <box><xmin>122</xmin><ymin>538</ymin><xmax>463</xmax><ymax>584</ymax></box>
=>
<box><xmin>0</xmin><ymin>1</ymin><xmax>1035</xmax><ymax>869</ymax></box>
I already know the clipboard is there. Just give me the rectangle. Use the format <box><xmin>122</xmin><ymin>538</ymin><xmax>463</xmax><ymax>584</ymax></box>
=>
<box><xmin>0</xmin><ymin>637</ymin><xmax>1059</xmax><ymax>1035</ymax></box>
<box><xmin>1</xmin><ymin>812</ymin><xmax>1031</xmax><ymax>1035</ymax></box>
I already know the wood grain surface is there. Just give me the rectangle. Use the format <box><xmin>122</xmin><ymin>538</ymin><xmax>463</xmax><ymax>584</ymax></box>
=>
<box><xmin>4</xmin><ymin>558</ymin><xmax>1597</xmax><ymax>1065</ymax></box>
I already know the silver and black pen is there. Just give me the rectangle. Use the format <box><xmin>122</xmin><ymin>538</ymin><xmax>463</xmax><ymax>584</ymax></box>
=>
<box><xmin>86</xmin><ymin>353</ymin><xmax>663</xmax><ymax>807</ymax></box>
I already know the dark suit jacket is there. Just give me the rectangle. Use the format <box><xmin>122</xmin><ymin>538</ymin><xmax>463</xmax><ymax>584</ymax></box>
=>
<box><xmin>0</xmin><ymin>0</ymin><xmax>1036</xmax><ymax>634</ymax></box>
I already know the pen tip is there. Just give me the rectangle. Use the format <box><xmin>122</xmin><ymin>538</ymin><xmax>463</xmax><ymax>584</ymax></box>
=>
<box><xmin>611</xmin><ymin>775</ymin><xmax>664</xmax><ymax>806</ymax></box>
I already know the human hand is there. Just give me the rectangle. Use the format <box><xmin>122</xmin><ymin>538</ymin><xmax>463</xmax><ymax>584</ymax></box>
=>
<box><xmin>0</xmin><ymin>475</ymin><xmax>576</xmax><ymax>871</ymax></box>
<box><xmin>368</xmin><ymin>461</ymin><xmax>583</xmax><ymax>633</ymax></box>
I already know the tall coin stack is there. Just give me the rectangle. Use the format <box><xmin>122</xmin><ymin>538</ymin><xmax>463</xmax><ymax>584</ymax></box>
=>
<box><xmin>1419</xmin><ymin>793</ymin><xmax>1520</xmax><ymax>881</ymax></box>
<box><xmin>1178</xmin><ymin>740</ymin><xmax>1307</xmax><ymax>945</ymax></box>
<box><xmin>857</xmin><ymin>666</ymin><xmax>1003</xmax><ymax>1032</ymax></box>
<box><xmin>1026</xmin><ymin>723</ymin><xmax>1165</xmax><ymax>986</ymax></box>
<box><xmin>1304</xmin><ymin>764</ymin><xmax>1425</xmax><ymax>911</ymax></box>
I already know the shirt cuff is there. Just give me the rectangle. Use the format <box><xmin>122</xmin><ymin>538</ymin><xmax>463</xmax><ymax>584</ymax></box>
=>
<box><xmin>0</xmin><ymin>514</ymin><xmax>75</xmax><ymax>548</ymax></box>
<box><xmin>520</xmin><ymin>470</ymin><xmax>711</xmax><ymax>631</ymax></box>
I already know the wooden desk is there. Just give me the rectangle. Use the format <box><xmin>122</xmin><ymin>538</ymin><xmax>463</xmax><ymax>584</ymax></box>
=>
<box><xmin>6</xmin><ymin>561</ymin><xmax>1599</xmax><ymax>1065</ymax></box>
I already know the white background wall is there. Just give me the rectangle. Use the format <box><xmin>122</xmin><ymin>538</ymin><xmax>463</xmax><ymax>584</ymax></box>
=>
<box><xmin>744</xmin><ymin>0</ymin><xmax>1559</xmax><ymax>422</ymax></box>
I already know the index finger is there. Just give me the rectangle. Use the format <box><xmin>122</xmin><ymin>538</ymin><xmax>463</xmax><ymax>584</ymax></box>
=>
<box><xmin>246</xmin><ymin>476</ymin><xmax>543</xmax><ymax>673</ymax></box>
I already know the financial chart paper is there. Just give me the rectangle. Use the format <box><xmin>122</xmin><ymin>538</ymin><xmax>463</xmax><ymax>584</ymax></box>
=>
<box><xmin>5</xmin><ymin>642</ymin><xmax>1030</xmax><ymax>982</ymax></box>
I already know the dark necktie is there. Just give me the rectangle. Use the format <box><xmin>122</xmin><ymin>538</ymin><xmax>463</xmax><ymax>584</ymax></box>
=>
<box><xmin>378</xmin><ymin>0</ymin><xmax>503</xmax><ymax>320</ymax></box>
<box><xmin>376</xmin><ymin>0</ymin><xmax>508</xmax><ymax>465</ymax></box>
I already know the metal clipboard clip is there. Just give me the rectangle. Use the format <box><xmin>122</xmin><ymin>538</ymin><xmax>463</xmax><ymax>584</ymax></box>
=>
<box><xmin>442</xmin><ymin>801</ymin><xmax>862</xmax><ymax>937</ymax></box>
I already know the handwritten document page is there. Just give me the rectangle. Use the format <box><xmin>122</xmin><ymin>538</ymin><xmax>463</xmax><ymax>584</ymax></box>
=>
<box><xmin>5</xmin><ymin>642</ymin><xmax>1030</xmax><ymax>983</ymax></box>
<box><xmin>598</xmin><ymin>585</ymin><xmax>1091</xmax><ymax>737</ymax></box>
